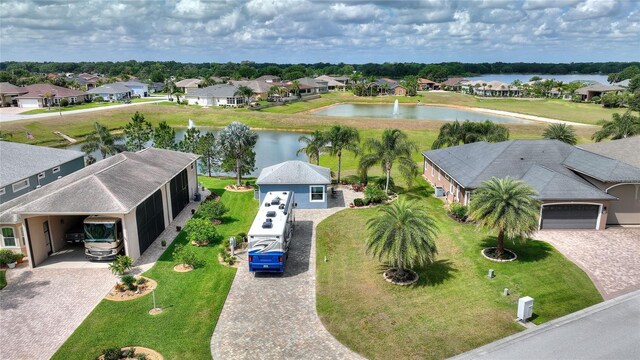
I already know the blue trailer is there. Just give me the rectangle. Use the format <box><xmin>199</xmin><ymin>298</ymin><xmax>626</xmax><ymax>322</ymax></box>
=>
<box><xmin>248</xmin><ymin>191</ymin><xmax>295</xmax><ymax>273</ymax></box>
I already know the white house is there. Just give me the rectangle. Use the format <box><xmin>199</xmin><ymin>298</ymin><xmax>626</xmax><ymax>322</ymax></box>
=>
<box><xmin>185</xmin><ymin>84</ymin><xmax>245</xmax><ymax>107</ymax></box>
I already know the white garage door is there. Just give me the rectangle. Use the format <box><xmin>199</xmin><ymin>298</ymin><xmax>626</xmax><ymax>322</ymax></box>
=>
<box><xmin>19</xmin><ymin>99</ymin><xmax>40</xmax><ymax>108</ymax></box>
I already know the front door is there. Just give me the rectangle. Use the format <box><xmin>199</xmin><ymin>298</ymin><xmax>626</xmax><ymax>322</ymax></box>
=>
<box><xmin>43</xmin><ymin>221</ymin><xmax>53</xmax><ymax>254</ymax></box>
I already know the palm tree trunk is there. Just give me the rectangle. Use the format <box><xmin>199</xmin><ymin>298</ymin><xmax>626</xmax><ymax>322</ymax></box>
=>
<box><xmin>316</xmin><ymin>152</ymin><xmax>320</xmax><ymax>166</ymax></box>
<box><xmin>236</xmin><ymin>157</ymin><xmax>241</xmax><ymax>186</ymax></box>
<box><xmin>385</xmin><ymin>168</ymin><xmax>390</xmax><ymax>193</ymax></box>
<box><xmin>337</xmin><ymin>151</ymin><xmax>342</xmax><ymax>183</ymax></box>
<box><xmin>497</xmin><ymin>229</ymin><xmax>505</xmax><ymax>258</ymax></box>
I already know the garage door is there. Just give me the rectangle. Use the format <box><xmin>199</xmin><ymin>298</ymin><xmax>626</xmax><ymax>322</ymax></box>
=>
<box><xmin>540</xmin><ymin>204</ymin><xmax>600</xmax><ymax>229</ymax></box>
<box><xmin>136</xmin><ymin>189</ymin><xmax>165</xmax><ymax>255</ymax></box>
<box><xmin>170</xmin><ymin>169</ymin><xmax>189</xmax><ymax>219</ymax></box>
<box><xmin>20</xmin><ymin>99</ymin><xmax>40</xmax><ymax>108</ymax></box>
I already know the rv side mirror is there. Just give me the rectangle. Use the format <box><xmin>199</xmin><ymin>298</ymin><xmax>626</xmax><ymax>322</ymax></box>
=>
<box><xmin>294</xmin><ymin>203</ymin><xmax>298</xmax><ymax>208</ymax></box>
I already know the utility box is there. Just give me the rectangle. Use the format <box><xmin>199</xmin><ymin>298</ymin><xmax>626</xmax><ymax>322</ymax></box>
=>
<box><xmin>517</xmin><ymin>296</ymin><xmax>534</xmax><ymax>322</ymax></box>
<box><xmin>435</xmin><ymin>187</ymin><xmax>445</xmax><ymax>197</ymax></box>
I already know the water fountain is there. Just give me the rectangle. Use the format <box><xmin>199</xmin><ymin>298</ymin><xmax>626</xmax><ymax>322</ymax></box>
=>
<box><xmin>188</xmin><ymin>119</ymin><xmax>195</xmax><ymax>128</ymax></box>
<box><xmin>392</xmin><ymin>99</ymin><xmax>399</xmax><ymax>115</ymax></box>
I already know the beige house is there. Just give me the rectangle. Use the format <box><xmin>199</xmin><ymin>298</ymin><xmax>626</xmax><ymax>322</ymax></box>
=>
<box><xmin>575</xmin><ymin>83</ymin><xmax>625</xmax><ymax>101</ymax></box>
<box><xmin>423</xmin><ymin>139</ymin><xmax>640</xmax><ymax>230</ymax></box>
<box><xmin>175</xmin><ymin>78</ymin><xmax>202</xmax><ymax>94</ymax></box>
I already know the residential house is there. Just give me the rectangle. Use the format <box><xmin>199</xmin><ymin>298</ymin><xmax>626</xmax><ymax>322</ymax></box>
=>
<box><xmin>255</xmin><ymin>75</ymin><xmax>281</xmax><ymax>83</ymax></box>
<box><xmin>333</xmin><ymin>76</ymin><xmax>351</xmax><ymax>85</ymax></box>
<box><xmin>77</xmin><ymin>73</ymin><xmax>102</xmax><ymax>89</ymax></box>
<box><xmin>86</xmin><ymin>83</ymin><xmax>133</xmax><ymax>101</ymax></box>
<box><xmin>461</xmin><ymin>80</ymin><xmax>521</xmax><ymax>97</ymax></box>
<box><xmin>0</xmin><ymin>148</ymin><xmax>199</xmax><ymax>266</ymax></box>
<box><xmin>15</xmin><ymin>84</ymin><xmax>88</xmax><ymax>108</ymax></box>
<box><xmin>418</xmin><ymin>78</ymin><xmax>441</xmax><ymax>90</ymax></box>
<box><xmin>441</xmin><ymin>77</ymin><xmax>467</xmax><ymax>91</ymax></box>
<box><xmin>0</xmin><ymin>82</ymin><xmax>26</xmax><ymax>107</ymax></box>
<box><xmin>119</xmin><ymin>81</ymin><xmax>149</xmax><ymax>97</ymax></box>
<box><xmin>184</xmin><ymin>84</ymin><xmax>245</xmax><ymax>107</ymax></box>
<box><xmin>315</xmin><ymin>75</ymin><xmax>348</xmax><ymax>91</ymax></box>
<box><xmin>256</xmin><ymin>161</ymin><xmax>332</xmax><ymax>209</ymax></box>
<box><xmin>295</xmin><ymin>77</ymin><xmax>328</xmax><ymax>94</ymax></box>
<box><xmin>175</xmin><ymin>78</ymin><xmax>202</xmax><ymax>94</ymax></box>
<box><xmin>422</xmin><ymin>139</ymin><xmax>640</xmax><ymax>230</ymax></box>
<box><xmin>149</xmin><ymin>82</ymin><xmax>165</xmax><ymax>93</ymax></box>
<box><xmin>0</xmin><ymin>142</ymin><xmax>85</xmax><ymax>204</ymax></box>
<box><xmin>230</xmin><ymin>80</ymin><xmax>273</xmax><ymax>100</ymax></box>
<box><xmin>575</xmin><ymin>83</ymin><xmax>625</xmax><ymax>101</ymax></box>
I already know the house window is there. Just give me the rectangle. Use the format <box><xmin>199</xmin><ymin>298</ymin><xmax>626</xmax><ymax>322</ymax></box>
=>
<box><xmin>1</xmin><ymin>227</ymin><xmax>17</xmax><ymax>247</ymax></box>
<box><xmin>12</xmin><ymin>179</ymin><xmax>29</xmax><ymax>192</ymax></box>
<box><xmin>52</xmin><ymin>166</ymin><xmax>60</xmax><ymax>174</ymax></box>
<box><xmin>310</xmin><ymin>186</ymin><xmax>325</xmax><ymax>202</ymax></box>
<box><xmin>38</xmin><ymin>172</ymin><xmax>46</xmax><ymax>179</ymax></box>
<box><xmin>0</xmin><ymin>188</ymin><xmax>5</xmax><ymax>196</ymax></box>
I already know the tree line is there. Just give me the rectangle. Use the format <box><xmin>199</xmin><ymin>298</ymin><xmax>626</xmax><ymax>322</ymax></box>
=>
<box><xmin>1</xmin><ymin>61</ymin><xmax>638</xmax><ymax>84</ymax></box>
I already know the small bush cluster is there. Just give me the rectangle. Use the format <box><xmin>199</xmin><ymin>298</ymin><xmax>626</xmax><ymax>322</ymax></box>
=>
<box><xmin>219</xmin><ymin>248</ymin><xmax>237</xmax><ymax>265</ymax></box>
<box><xmin>100</xmin><ymin>347</ymin><xmax>147</xmax><ymax>360</ymax></box>
<box><xmin>183</xmin><ymin>218</ymin><xmax>218</xmax><ymax>246</ymax></box>
<box><xmin>173</xmin><ymin>244</ymin><xmax>205</xmax><ymax>269</ymax></box>
<box><xmin>364</xmin><ymin>185</ymin><xmax>387</xmax><ymax>204</ymax></box>
<box><xmin>93</xmin><ymin>96</ymin><xmax>105</xmax><ymax>102</ymax></box>
<box><xmin>199</xmin><ymin>200</ymin><xmax>229</xmax><ymax>222</ymax></box>
<box><xmin>449</xmin><ymin>202</ymin><xmax>468</xmax><ymax>222</ymax></box>
<box><xmin>373</xmin><ymin>177</ymin><xmax>395</xmax><ymax>192</ymax></box>
<box><xmin>108</xmin><ymin>255</ymin><xmax>133</xmax><ymax>275</ymax></box>
<box><xmin>0</xmin><ymin>250</ymin><xmax>22</xmax><ymax>266</ymax></box>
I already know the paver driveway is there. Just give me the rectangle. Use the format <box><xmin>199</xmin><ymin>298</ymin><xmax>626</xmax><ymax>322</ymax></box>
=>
<box><xmin>211</xmin><ymin>188</ymin><xmax>364</xmax><ymax>359</ymax></box>
<box><xmin>535</xmin><ymin>228</ymin><xmax>640</xmax><ymax>299</ymax></box>
<box><xmin>0</xmin><ymin>266</ymin><xmax>114</xmax><ymax>360</ymax></box>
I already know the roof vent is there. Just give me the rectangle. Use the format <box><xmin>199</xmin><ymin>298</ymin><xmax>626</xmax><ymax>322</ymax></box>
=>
<box><xmin>520</xmin><ymin>157</ymin><xmax>524</xmax><ymax>160</ymax></box>
<box><xmin>262</xmin><ymin>221</ymin><xmax>273</xmax><ymax>229</ymax></box>
<box><xmin>266</xmin><ymin>211</ymin><xmax>276</xmax><ymax>218</ymax></box>
<box><xmin>264</xmin><ymin>202</ymin><xmax>270</xmax><ymax>207</ymax></box>
<box><xmin>271</xmin><ymin>197</ymin><xmax>281</xmax><ymax>205</ymax></box>
<box><xmin>279</xmin><ymin>203</ymin><xmax>285</xmax><ymax>210</ymax></box>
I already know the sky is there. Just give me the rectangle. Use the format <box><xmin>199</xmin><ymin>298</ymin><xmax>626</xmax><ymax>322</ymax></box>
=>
<box><xmin>0</xmin><ymin>0</ymin><xmax>639</xmax><ymax>64</ymax></box>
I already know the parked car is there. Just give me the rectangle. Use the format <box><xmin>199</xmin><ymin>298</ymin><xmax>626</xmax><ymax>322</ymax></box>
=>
<box><xmin>65</xmin><ymin>226</ymin><xmax>85</xmax><ymax>244</ymax></box>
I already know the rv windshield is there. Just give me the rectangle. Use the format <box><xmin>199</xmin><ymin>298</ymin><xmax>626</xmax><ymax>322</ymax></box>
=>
<box><xmin>84</xmin><ymin>223</ymin><xmax>116</xmax><ymax>243</ymax></box>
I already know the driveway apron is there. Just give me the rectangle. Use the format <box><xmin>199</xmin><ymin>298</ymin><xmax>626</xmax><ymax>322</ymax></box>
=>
<box><xmin>211</xmin><ymin>188</ymin><xmax>364</xmax><ymax>359</ymax></box>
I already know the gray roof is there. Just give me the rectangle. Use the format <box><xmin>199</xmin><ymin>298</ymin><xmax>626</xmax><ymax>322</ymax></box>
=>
<box><xmin>118</xmin><ymin>81</ymin><xmax>148</xmax><ymax>87</ymax></box>
<box><xmin>0</xmin><ymin>142</ymin><xmax>85</xmax><ymax>188</ymax></box>
<box><xmin>86</xmin><ymin>83</ymin><xmax>133</xmax><ymax>95</ymax></box>
<box><xmin>175</xmin><ymin>78</ymin><xmax>202</xmax><ymax>87</ymax></box>
<box><xmin>422</xmin><ymin>139</ymin><xmax>635</xmax><ymax>200</ymax></box>
<box><xmin>186</xmin><ymin>84</ymin><xmax>239</xmax><ymax>98</ymax></box>
<box><xmin>579</xmin><ymin>136</ymin><xmax>640</xmax><ymax>168</ymax></box>
<box><xmin>296</xmin><ymin>77</ymin><xmax>327</xmax><ymax>88</ymax></box>
<box><xmin>256</xmin><ymin>161</ymin><xmax>331</xmax><ymax>185</ymax></box>
<box><xmin>575</xmin><ymin>83</ymin><xmax>624</xmax><ymax>95</ymax></box>
<box><xmin>0</xmin><ymin>148</ymin><xmax>198</xmax><ymax>224</ymax></box>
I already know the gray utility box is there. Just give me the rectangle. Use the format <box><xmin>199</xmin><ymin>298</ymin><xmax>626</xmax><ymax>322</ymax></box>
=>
<box><xmin>435</xmin><ymin>186</ymin><xmax>445</xmax><ymax>197</ymax></box>
<box><xmin>517</xmin><ymin>296</ymin><xmax>534</xmax><ymax>322</ymax></box>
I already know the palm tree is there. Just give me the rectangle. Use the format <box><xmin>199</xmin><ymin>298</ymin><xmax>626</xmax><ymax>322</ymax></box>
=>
<box><xmin>468</xmin><ymin>177</ymin><xmax>541</xmax><ymax>259</ymax></box>
<box><xmin>290</xmin><ymin>80</ymin><xmax>301</xmax><ymax>98</ymax></box>
<box><xmin>591</xmin><ymin>110</ymin><xmax>640</xmax><ymax>142</ymax></box>
<box><xmin>296</xmin><ymin>130</ymin><xmax>326</xmax><ymax>165</ymax></box>
<box><xmin>359</xmin><ymin>128</ymin><xmax>418</xmax><ymax>193</ymax></box>
<box><xmin>323</xmin><ymin>125</ymin><xmax>360</xmax><ymax>183</ymax></box>
<box><xmin>463</xmin><ymin>120</ymin><xmax>509</xmax><ymax>143</ymax></box>
<box><xmin>81</xmin><ymin>122</ymin><xmax>123</xmax><ymax>159</ymax></box>
<box><xmin>366</xmin><ymin>198</ymin><xmax>439</xmax><ymax>283</ymax></box>
<box><xmin>431</xmin><ymin>120</ymin><xmax>465</xmax><ymax>149</ymax></box>
<box><xmin>234</xmin><ymin>85</ymin><xmax>255</xmax><ymax>105</ymax></box>
<box><xmin>542</xmin><ymin>123</ymin><xmax>578</xmax><ymax>145</ymax></box>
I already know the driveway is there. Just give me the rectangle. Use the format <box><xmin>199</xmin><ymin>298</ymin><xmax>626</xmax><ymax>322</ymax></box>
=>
<box><xmin>0</xmin><ymin>265</ymin><xmax>114</xmax><ymax>360</ymax></box>
<box><xmin>211</xmin><ymin>187</ymin><xmax>364</xmax><ymax>359</ymax></box>
<box><xmin>535</xmin><ymin>228</ymin><xmax>640</xmax><ymax>299</ymax></box>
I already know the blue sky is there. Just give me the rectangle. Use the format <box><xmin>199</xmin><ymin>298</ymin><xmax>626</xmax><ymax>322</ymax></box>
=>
<box><xmin>1</xmin><ymin>0</ymin><xmax>638</xmax><ymax>63</ymax></box>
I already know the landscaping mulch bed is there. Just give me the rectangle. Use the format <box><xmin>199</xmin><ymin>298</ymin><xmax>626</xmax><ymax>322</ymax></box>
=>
<box><xmin>447</xmin><ymin>212</ymin><xmax>468</xmax><ymax>223</ymax></box>
<box><xmin>97</xmin><ymin>346</ymin><xmax>163</xmax><ymax>360</ymax></box>
<box><xmin>173</xmin><ymin>264</ymin><xmax>194</xmax><ymax>272</ymax></box>
<box><xmin>191</xmin><ymin>240</ymin><xmax>210</xmax><ymax>247</ymax></box>
<box><xmin>481</xmin><ymin>247</ymin><xmax>518</xmax><ymax>262</ymax></box>
<box><xmin>105</xmin><ymin>276</ymin><xmax>157</xmax><ymax>302</ymax></box>
<box><xmin>383</xmin><ymin>268</ymin><xmax>419</xmax><ymax>286</ymax></box>
<box><xmin>224</xmin><ymin>185</ymin><xmax>254</xmax><ymax>192</ymax></box>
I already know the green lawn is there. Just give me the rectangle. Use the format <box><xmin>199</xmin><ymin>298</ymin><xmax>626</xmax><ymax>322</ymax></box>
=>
<box><xmin>20</xmin><ymin>98</ymin><xmax>159</xmax><ymax>114</ymax></box>
<box><xmin>316</xmin><ymin>178</ymin><xmax>602</xmax><ymax>360</ymax></box>
<box><xmin>53</xmin><ymin>177</ymin><xmax>258</xmax><ymax>360</ymax></box>
<box><xmin>0</xmin><ymin>270</ymin><xmax>6</xmax><ymax>290</ymax></box>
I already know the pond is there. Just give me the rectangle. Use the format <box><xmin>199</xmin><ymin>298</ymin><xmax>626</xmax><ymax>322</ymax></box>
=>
<box><xmin>311</xmin><ymin>103</ymin><xmax>530</xmax><ymax>124</ymax></box>
<box><xmin>68</xmin><ymin>129</ymin><xmax>308</xmax><ymax>176</ymax></box>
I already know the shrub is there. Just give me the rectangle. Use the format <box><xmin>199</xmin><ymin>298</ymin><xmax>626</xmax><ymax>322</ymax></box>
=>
<box><xmin>137</xmin><ymin>354</ymin><xmax>147</xmax><ymax>360</ymax></box>
<box><xmin>236</xmin><ymin>232</ymin><xmax>247</xmax><ymax>243</ymax></box>
<box><xmin>0</xmin><ymin>249</ymin><xmax>15</xmax><ymax>265</ymax></box>
<box><xmin>60</xmin><ymin>98</ymin><xmax>69</xmax><ymax>107</ymax></box>
<box><xmin>122</xmin><ymin>348</ymin><xmax>135</xmax><ymax>358</ymax></box>
<box><xmin>136</xmin><ymin>277</ymin><xmax>147</xmax><ymax>285</ymax></box>
<box><xmin>184</xmin><ymin>218</ymin><xmax>218</xmax><ymax>245</ymax></box>
<box><xmin>108</xmin><ymin>255</ymin><xmax>133</xmax><ymax>275</ymax></box>
<box><xmin>13</xmin><ymin>252</ymin><xmax>24</xmax><ymax>262</ymax></box>
<box><xmin>199</xmin><ymin>200</ymin><xmax>229</xmax><ymax>221</ymax></box>
<box><xmin>353</xmin><ymin>198</ymin><xmax>365</xmax><ymax>207</ymax></box>
<box><xmin>121</xmin><ymin>275</ymin><xmax>136</xmax><ymax>288</ymax></box>
<box><xmin>173</xmin><ymin>244</ymin><xmax>205</xmax><ymax>268</ymax></box>
<box><xmin>364</xmin><ymin>185</ymin><xmax>387</xmax><ymax>204</ymax></box>
<box><xmin>161</xmin><ymin>239</ymin><xmax>166</xmax><ymax>247</ymax></box>
<box><xmin>93</xmin><ymin>96</ymin><xmax>105</xmax><ymax>102</ymax></box>
<box><xmin>101</xmin><ymin>347</ymin><xmax>122</xmax><ymax>360</ymax></box>
<box><xmin>449</xmin><ymin>202</ymin><xmax>468</xmax><ymax>221</ymax></box>
<box><xmin>373</xmin><ymin>177</ymin><xmax>395</xmax><ymax>192</ymax></box>
<box><xmin>602</xmin><ymin>92</ymin><xmax>622</xmax><ymax>108</ymax></box>
<box><xmin>181</xmin><ymin>100</ymin><xmax>189</xmax><ymax>105</ymax></box>
<box><xmin>591</xmin><ymin>95</ymin><xmax>601</xmax><ymax>104</ymax></box>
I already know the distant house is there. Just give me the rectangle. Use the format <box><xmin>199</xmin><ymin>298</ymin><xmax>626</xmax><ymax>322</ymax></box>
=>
<box><xmin>315</xmin><ymin>75</ymin><xmax>348</xmax><ymax>91</ymax></box>
<box><xmin>255</xmin><ymin>75</ymin><xmax>281</xmax><ymax>83</ymax></box>
<box><xmin>175</xmin><ymin>78</ymin><xmax>202</xmax><ymax>94</ymax></box>
<box><xmin>256</xmin><ymin>161</ymin><xmax>332</xmax><ymax>209</ymax></box>
<box><xmin>119</xmin><ymin>81</ymin><xmax>149</xmax><ymax>97</ymax></box>
<box><xmin>333</xmin><ymin>76</ymin><xmax>351</xmax><ymax>85</ymax></box>
<box><xmin>418</xmin><ymin>78</ymin><xmax>440</xmax><ymax>90</ymax></box>
<box><xmin>441</xmin><ymin>77</ymin><xmax>467</xmax><ymax>91</ymax></box>
<box><xmin>149</xmin><ymin>82</ymin><xmax>165</xmax><ymax>93</ymax></box>
<box><xmin>86</xmin><ymin>83</ymin><xmax>133</xmax><ymax>101</ymax></box>
<box><xmin>184</xmin><ymin>84</ymin><xmax>244</xmax><ymax>107</ymax></box>
<box><xmin>295</xmin><ymin>77</ymin><xmax>328</xmax><ymax>94</ymax></box>
<box><xmin>575</xmin><ymin>84</ymin><xmax>625</xmax><ymax>101</ymax></box>
<box><xmin>423</xmin><ymin>139</ymin><xmax>640</xmax><ymax>230</ymax></box>
<box><xmin>0</xmin><ymin>142</ymin><xmax>85</xmax><ymax>204</ymax></box>
<box><xmin>0</xmin><ymin>82</ymin><xmax>26</xmax><ymax>107</ymax></box>
<box><xmin>461</xmin><ymin>80</ymin><xmax>521</xmax><ymax>97</ymax></box>
<box><xmin>15</xmin><ymin>84</ymin><xmax>88</xmax><ymax>108</ymax></box>
<box><xmin>230</xmin><ymin>80</ymin><xmax>273</xmax><ymax>100</ymax></box>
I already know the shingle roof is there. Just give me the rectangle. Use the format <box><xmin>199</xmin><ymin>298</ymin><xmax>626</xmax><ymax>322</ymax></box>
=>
<box><xmin>255</xmin><ymin>75</ymin><xmax>280</xmax><ymax>81</ymax></box>
<box><xmin>15</xmin><ymin>84</ymin><xmax>85</xmax><ymax>99</ymax></box>
<box><xmin>296</xmin><ymin>77</ymin><xmax>327</xmax><ymax>88</ymax></box>
<box><xmin>0</xmin><ymin>148</ymin><xmax>198</xmax><ymax>223</ymax></box>
<box><xmin>441</xmin><ymin>77</ymin><xmax>466</xmax><ymax>86</ymax></box>
<box><xmin>575</xmin><ymin>83</ymin><xmax>624</xmax><ymax>95</ymax></box>
<box><xmin>186</xmin><ymin>84</ymin><xmax>239</xmax><ymax>97</ymax></box>
<box><xmin>0</xmin><ymin>82</ymin><xmax>26</xmax><ymax>95</ymax></box>
<box><xmin>230</xmin><ymin>80</ymin><xmax>273</xmax><ymax>94</ymax></box>
<box><xmin>422</xmin><ymin>139</ymin><xmax>636</xmax><ymax>200</ymax></box>
<box><xmin>0</xmin><ymin>142</ymin><xmax>85</xmax><ymax>188</ymax></box>
<box><xmin>175</xmin><ymin>78</ymin><xmax>202</xmax><ymax>88</ymax></box>
<box><xmin>86</xmin><ymin>83</ymin><xmax>133</xmax><ymax>95</ymax></box>
<box><xmin>256</xmin><ymin>161</ymin><xmax>331</xmax><ymax>185</ymax></box>
<box><xmin>578</xmin><ymin>137</ymin><xmax>640</xmax><ymax>168</ymax></box>
<box><xmin>314</xmin><ymin>75</ymin><xmax>347</xmax><ymax>87</ymax></box>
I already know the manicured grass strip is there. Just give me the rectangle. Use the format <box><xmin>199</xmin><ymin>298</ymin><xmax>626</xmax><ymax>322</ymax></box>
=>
<box><xmin>52</xmin><ymin>177</ymin><xmax>258</xmax><ymax>360</ymax></box>
<box><xmin>316</xmin><ymin>178</ymin><xmax>602</xmax><ymax>360</ymax></box>
<box><xmin>0</xmin><ymin>270</ymin><xmax>6</xmax><ymax>290</ymax></box>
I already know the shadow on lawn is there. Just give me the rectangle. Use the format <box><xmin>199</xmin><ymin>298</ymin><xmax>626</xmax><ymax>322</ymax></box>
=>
<box><xmin>375</xmin><ymin>259</ymin><xmax>458</xmax><ymax>288</ymax></box>
<box><xmin>480</xmin><ymin>236</ymin><xmax>552</xmax><ymax>263</ymax></box>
